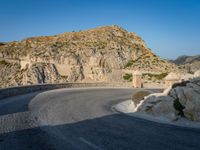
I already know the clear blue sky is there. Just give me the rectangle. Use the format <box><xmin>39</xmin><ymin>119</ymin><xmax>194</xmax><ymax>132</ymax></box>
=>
<box><xmin>0</xmin><ymin>0</ymin><xmax>200</xmax><ymax>59</ymax></box>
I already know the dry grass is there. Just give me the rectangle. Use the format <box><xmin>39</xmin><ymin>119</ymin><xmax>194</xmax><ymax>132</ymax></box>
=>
<box><xmin>132</xmin><ymin>90</ymin><xmax>152</xmax><ymax>105</ymax></box>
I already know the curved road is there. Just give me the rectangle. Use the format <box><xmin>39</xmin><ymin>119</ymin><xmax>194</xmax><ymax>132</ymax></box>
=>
<box><xmin>0</xmin><ymin>88</ymin><xmax>200</xmax><ymax>150</ymax></box>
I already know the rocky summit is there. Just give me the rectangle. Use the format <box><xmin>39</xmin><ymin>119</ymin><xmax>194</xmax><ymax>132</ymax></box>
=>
<box><xmin>0</xmin><ymin>25</ymin><xmax>178</xmax><ymax>88</ymax></box>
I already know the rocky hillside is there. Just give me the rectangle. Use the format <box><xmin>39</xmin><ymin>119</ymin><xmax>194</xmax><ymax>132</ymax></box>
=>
<box><xmin>0</xmin><ymin>25</ymin><xmax>178</xmax><ymax>87</ymax></box>
<box><xmin>171</xmin><ymin>55</ymin><xmax>200</xmax><ymax>73</ymax></box>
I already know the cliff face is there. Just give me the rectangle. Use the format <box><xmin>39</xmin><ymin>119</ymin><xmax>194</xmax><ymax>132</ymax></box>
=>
<box><xmin>0</xmin><ymin>25</ymin><xmax>178</xmax><ymax>87</ymax></box>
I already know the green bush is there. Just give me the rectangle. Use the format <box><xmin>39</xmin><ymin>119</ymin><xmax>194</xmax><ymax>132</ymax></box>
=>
<box><xmin>53</xmin><ymin>42</ymin><xmax>63</xmax><ymax>48</ymax></box>
<box><xmin>143</xmin><ymin>72</ymin><xmax>168</xmax><ymax>80</ymax></box>
<box><xmin>0</xmin><ymin>60</ymin><xmax>9</xmax><ymax>65</ymax></box>
<box><xmin>123</xmin><ymin>73</ymin><xmax>132</xmax><ymax>81</ymax></box>
<box><xmin>124</xmin><ymin>60</ymin><xmax>134</xmax><ymax>68</ymax></box>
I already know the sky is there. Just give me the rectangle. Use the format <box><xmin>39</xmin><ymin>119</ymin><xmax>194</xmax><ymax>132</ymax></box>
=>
<box><xmin>0</xmin><ymin>0</ymin><xmax>200</xmax><ymax>59</ymax></box>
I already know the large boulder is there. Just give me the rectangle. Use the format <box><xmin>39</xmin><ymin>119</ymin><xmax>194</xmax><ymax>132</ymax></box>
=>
<box><xmin>137</xmin><ymin>92</ymin><xmax>178</xmax><ymax>121</ymax></box>
<box><xmin>136</xmin><ymin>77</ymin><xmax>200</xmax><ymax>122</ymax></box>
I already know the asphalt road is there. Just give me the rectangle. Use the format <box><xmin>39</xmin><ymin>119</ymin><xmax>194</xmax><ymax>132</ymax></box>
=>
<box><xmin>0</xmin><ymin>87</ymin><xmax>200</xmax><ymax>150</ymax></box>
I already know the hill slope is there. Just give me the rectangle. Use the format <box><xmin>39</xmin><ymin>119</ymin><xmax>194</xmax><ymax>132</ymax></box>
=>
<box><xmin>0</xmin><ymin>25</ymin><xmax>178</xmax><ymax>87</ymax></box>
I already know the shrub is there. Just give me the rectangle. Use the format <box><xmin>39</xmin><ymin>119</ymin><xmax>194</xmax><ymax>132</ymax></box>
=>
<box><xmin>0</xmin><ymin>60</ymin><xmax>9</xmax><ymax>65</ymax></box>
<box><xmin>142</xmin><ymin>73</ymin><xmax>168</xmax><ymax>81</ymax></box>
<box><xmin>173</xmin><ymin>98</ymin><xmax>185</xmax><ymax>117</ymax></box>
<box><xmin>54</xmin><ymin>42</ymin><xmax>63</xmax><ymax>48</ymax></box>
<box><xmin>124</xmin><ymin>60</ymin><xmax>134</xmax><ymax>68</ymax></box>
<box><xmin>123</xmin><ymin>73</ymin><xmax>132</xmax><ymax>81</ymax></box>
<box><xmin>0</xmin><ymin>42</ymin><xmax>5</xmax><ymax>46</ymax></box>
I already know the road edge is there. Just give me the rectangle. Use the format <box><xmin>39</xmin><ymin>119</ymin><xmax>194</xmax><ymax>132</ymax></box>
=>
<box><xmin>113</xmin><ymin>100</ymin><xmax>200</xmax><ymax>130</ymax></box>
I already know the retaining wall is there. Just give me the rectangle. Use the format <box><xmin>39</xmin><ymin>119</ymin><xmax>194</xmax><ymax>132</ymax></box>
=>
<box><xmin>0</xmin><ymin>82</ymin><xmax>132</xmax><ymax>100</ymax></box>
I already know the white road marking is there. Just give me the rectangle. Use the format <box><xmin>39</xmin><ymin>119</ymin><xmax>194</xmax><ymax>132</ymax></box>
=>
<box><xmin>79</xmin><ymin>137</ymin><xmax>103</xmax><ymax>150</ymax></box>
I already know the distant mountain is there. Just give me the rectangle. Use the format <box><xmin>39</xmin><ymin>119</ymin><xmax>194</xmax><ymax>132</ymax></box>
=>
<box><xmin>172</xmin><ymin>55</ymin><xmax>200</xmax><ymax>65</ymax></box>
<box><xmin>0</xmin><ymin>25</ymin><xmax>178</xmax><ymax>88</ymax></box>
<box><xmin>171</xmin><ymin>55</ymin><xmax>200</xmax><ymax>73</ymax></box>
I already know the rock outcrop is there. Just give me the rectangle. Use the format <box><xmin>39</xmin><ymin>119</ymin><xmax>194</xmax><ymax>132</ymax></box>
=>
<box><xmin>0</xmin><ymin>25</ymin><xmax>178</xmax><ymax>87</ymax></box>
<box><xmin>194</xmin><ymin>70</ymin><xmax>200</xmax><ymax>78</ymax></box>
<box><xmin>135</xmin><ymin>77</ymin><xmax>200</xmax><ymax>121</ymax></box>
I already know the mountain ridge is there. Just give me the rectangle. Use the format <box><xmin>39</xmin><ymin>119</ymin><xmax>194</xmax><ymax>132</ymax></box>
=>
<box><xmin>171</xmin><ymin>54</ymin><xmax>200</xmax><ymax>73</ymax></box>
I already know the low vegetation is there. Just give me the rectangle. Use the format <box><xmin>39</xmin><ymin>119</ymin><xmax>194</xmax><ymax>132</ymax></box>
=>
<box><xmin>124</xmin><ymin>60</ymin><xmax>135</xmax><ymax>68</ymax></box>
<box><xmin>142</xmin><ymin>72</ymin><xmax>168</xmax><ymax>81</ymax></box>
<box><xmin>123</xmin><ymin>73</ymin><xmax>132</xmax><ymax>81</ymax></box>
<box><xmin>132</xmin><ymin>90</ymin><xmax>152</xmax><ymax>105</ymax></box>
<box><xmin>0</xmin><ymin>60</ymin><xmax>9</xmax><ymax>65</ymax></box>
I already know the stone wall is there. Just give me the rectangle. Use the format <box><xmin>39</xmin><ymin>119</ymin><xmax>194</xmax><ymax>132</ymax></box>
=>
<box><xmin>0</xmin><ymin>82</ymin><xmax>132</xmax><ymax>100</ymax></box>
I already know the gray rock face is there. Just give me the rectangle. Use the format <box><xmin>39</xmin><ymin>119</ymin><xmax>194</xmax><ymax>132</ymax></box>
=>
<box><xmin>137</xmin><ymin>92</ymin><xmax>177</xmax><ymax>121</ymax></box>
<box><xmin>22</xmin><ymin>63</ymin><xmax>67</xmax><ymax>85</ymax></box>
<box><xmin>136</xmin><ymin>77</ymin><xmax>200</xmax><ymax>122</ymax></box>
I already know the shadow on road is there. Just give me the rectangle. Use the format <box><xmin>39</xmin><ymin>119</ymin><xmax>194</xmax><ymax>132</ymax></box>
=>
<box><xmin>0</xmin><ymin>91</ymin><xmax>43</xmax><ymax>116</ymax></box>
<box><xmin>0</xmin><ymin>113</ymin><xmax>200</xmax><ymax>150</ymax></box>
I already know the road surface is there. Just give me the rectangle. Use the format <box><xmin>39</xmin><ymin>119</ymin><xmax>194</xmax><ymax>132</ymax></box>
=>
<box><xmin>0</xmin><ymin>87</ymin><xmax>200</xmax><ymax>150</ymax></box>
